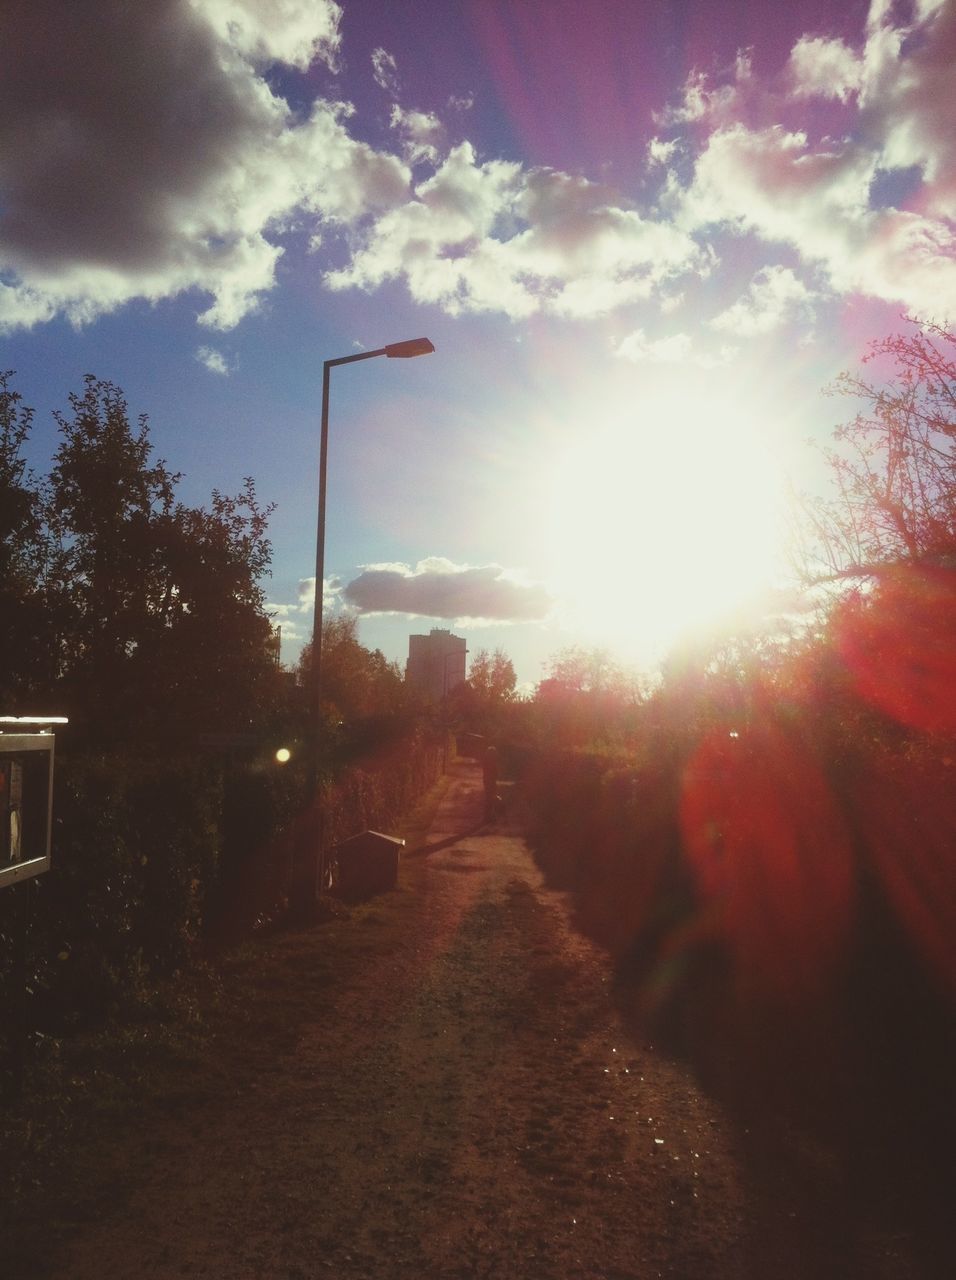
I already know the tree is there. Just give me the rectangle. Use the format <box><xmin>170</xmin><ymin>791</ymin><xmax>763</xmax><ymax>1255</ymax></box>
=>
<box><xmin>297</xmin><ymin>615</ymin><xmax>411</xmax><ymax>747</ymax></box>
<box><xmin>47</xmin><ymin>377</ymin><xmax>180</xmax><ymax>726</ymax></box>
<box><xmin>42</xmin><ymin>375</ymin><xmax>279</xmax><ymax>745</ymax></box>
<box><xmin>143</xmin><ymin>479</ymin><xmax>280</xmax><ymax>740</ymax></box>
<box><xmin>442</xmin><ymin>646</ymin><xmax>518</xmax><ymax>739</ymax></box>
<box><xmin>534</xmin><ymin>646</ymin><xmax>645</xmax><ymax>747</ymax></box>
<box><xmin>467</xmin><ymin>647</ymin><xmax>517</xmax><ymax>703</ymax></box>
<box><xmin>804</xmin><ymin>321</ymin><xmax>956</xmax><ymax>579</ymax></box>
<box><xmin>0</xmin><ymin>372</ymin><xmax>57</xmax><ymax>708</ymax></box>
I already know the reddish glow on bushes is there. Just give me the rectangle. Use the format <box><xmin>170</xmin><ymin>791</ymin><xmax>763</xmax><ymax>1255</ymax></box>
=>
<box><xmin>834</xmin><ymin>567</ymin><xmax>956</xmax><ymax>734</ymax></box>
<box><xmin>849</xmin><ymin>753</ymin><xmax>956</xmax><ymax>999</ymax></box>
<box><xmin>680</xmin><ymin>723</ymin><xmax>854</xmax><ymax>1003</ymax></box>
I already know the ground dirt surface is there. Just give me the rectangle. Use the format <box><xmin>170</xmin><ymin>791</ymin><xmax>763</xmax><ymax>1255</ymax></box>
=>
<box><xmin>5</xmin><ymin>760</ymin><xmax>951</xmax><ymax>1279</ymax></box>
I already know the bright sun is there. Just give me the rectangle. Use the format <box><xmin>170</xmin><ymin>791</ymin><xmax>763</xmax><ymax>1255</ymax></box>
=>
<box><xmin>542</xmin><ymin>382</ymin><xmax>786</xmax><ymax>665</ymax></box>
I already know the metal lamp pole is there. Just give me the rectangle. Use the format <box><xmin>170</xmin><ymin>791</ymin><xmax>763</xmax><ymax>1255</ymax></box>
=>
<box><xmin>311</xmin><ymin>338</ymin><xmax>435</xmax><ymax>725</ymax></box>
<box><xmin>303</xmin><ymin>337</ymin><xmax>435</xmax><ymax>904</ymax></box>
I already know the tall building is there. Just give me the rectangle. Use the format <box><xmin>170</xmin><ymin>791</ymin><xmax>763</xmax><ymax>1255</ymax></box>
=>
<box><xmin>406</xmin><ymin>628</ymin><xmax>467</xmax><ymax>701</ymax></box>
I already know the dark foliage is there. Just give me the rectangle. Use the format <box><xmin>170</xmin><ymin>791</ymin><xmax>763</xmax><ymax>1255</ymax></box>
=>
<box><xmin>0</xmin><ymin>375</ymin><xmax>447</xmax><ymax>1066</ymax></box>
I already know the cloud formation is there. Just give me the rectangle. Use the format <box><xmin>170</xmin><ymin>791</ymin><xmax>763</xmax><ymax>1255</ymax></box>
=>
<box><xmin>390</xmin><ymin>106</ymin><xmax>445</xmax><ymax>166</ymax></box>
<box><xmin>371</xmin><ymin>47</ymin><xmax>399</xmax><ymax>94</ymax></box>
<box><xmin>3</xmin><ymin>0</ymin><xmax>953</xmax><ymax>336</ymax></box>
<box><xmin>668</xmin><ymin>0</ymin><xmax>956</xmax><ymax>316</ymax></box>
<box><xmin>328</xmin><ymin>1</ymin><xmax>956</xmax><ymax>325</ymax></box>
<box><xmin>342</xmin><ymin>558</ymin><xmax>553</xmax><ymax>623</ymax></box>
<box><xmin>0</xmin><ymin>0</ymin><xmax>406</xmax><ymax>332</ymax></box>
<box><xmin>326</xmin><ymin>143</ymin><xmax>708</xmax><ymax>319</ymax></box>
<box><xmin>615</xmin><ymin>328</ymin><xmax>734</xmax><ymax>367</ymax></box>
<box><xmin>710</xmin><ymin>266</ymin><xmax>816</xmax><ymax>336</ymax></box>
<box><xmin>196</xmin><ymin>346</ymin><xmax>231</xmax><ymax>375</ymax></box>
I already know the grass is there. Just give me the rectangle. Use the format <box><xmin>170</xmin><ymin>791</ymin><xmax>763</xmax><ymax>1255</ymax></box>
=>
<box><xmin>0</xmin><ymin>764</ymin><xmax>455</xmax><ymax>1225</ymax></box>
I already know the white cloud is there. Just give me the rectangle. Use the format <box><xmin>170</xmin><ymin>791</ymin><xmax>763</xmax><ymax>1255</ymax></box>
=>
<box><xmin>196</xmin><ymin>345</ymin><xmax>232</xmax><ymax>375</ymax></box>
<box><xmin>710</xmin><ymin>265</ymin><xmax>816</xmax><ymax>336</ymax></box>
<box><xmin>5</xmin><ymin>0</ymin><xmax>952</xmax><ymax>340</ymax></box>
<box><xmin>266</xmin><ymin>600</ymin><xmax>308</xmax><ymax>642</ymax></box>
<box><xmin>614</xmin><ymin>328</ymin><xmax>738</xmax><ymax>367</ymax></box>
<box><xmin>390</xmin><ymin>105</ymin><xmax>445</xmax><ymax>165</ymax></box>
<box><xmin>657</xmin><ymin>51</ymin><xmax>755</xmax><ymax>128</ymax></box>
<box><xmin>342</xmin><ymin>558</ymin><xmax>553</xmax><ymax>622</ymax></box>
<box><xmin>672</xmin><ymin>0</ymin><xmax>956</xmax><ymax>317</ymax></box>
<box><xmin>615</xmin><ymin>329</ymin><xmax>693</xmax><ymax>363</ymax></box>
<box><xmin>681</xmin><ymin>120</ymin><xmax>956</xmax><ymax>316</ymax></box>
<box><xmin>295</xmin><ymin>574</ymin><xmax>341</xmax><ymax>615</ymax></box>
<box><xmin>0</xmin><ymin>0</ymin><xmax>407</xmax><ymax>333</ymax></box>
<box><xmin>856</xmin><ymin>0</ymin><xmax>956</xmax><ymax>219</ymax></box>
<box><xmin>788</xmin><ymin>36</ymin><xmax>863</xmax><ymax>102</ymax></box>
<box><xmin>648</xmin><ymin>137</ymin><xmax>679</xmax><ymax>166</ymax></box>
<box><xmin>371</xmin><ymin>47</ymin><xmax>399</xmax><ymax>93</ymax></box>
<box><xmin>195</xmin><ymin>0</ymin><xmax>342</xmax><ymax>71</ymax></box>
<box><xmin>327</xmin><ymin>143</ymin><xmax>708</xmax><ymax>320</ymax></box>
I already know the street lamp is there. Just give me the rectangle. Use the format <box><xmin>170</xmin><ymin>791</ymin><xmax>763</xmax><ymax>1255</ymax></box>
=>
<box><xmin>311</xmin><ymin>338</ymin><xmax>435</xmax><ymax>725</ymax></box>
<box><xmin>300</xmin><ymin>338</ymin><xmax>434</xmax><ymax>907</ymax></box>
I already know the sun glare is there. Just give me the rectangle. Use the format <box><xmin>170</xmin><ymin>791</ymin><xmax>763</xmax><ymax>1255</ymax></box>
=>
<box><xmin>542</xmin><ymin>383</ymin><xmax>786</xmax><ymax>665</ymax></box>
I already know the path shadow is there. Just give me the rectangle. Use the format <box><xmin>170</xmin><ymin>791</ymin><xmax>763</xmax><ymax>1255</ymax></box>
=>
<box><xmin>406</xmin><ymin>824</ymin><xmax>487</xmax><ymax>858</ymax></box>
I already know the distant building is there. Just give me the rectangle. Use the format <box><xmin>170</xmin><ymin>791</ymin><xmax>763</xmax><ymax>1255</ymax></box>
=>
<box><xmin>406</xmin><ymin>628</ymin><xmax>467</xmax><ymax>701</ymax></box>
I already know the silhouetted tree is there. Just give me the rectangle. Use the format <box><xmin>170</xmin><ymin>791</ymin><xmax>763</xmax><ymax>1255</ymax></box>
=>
<box><xmin>297</xmin><ymin>615</ymin><xmax>412</xmax><ymax>752</ymax></box>
<box><xmin>467</xmin><ymin>647</ymin><xmax>516</xmax><ymax>703</ymax></box>
<box><xmin>534</xmin><ymin>646</ymin><xmax>645</xmax><ymax>747</ymax></box>
<box><xmin>0</xmin><ymin>372</ymin><xmax>57</xmax><ymax>708</ymax></box>
<box><xmin>804</xmin><ymin>321</ymin><xmax>956</xmax><ymax>579</ymax></box>
<box><xmin>3</xmin><ymin>374</ymin><xmax>280</xmax><ymax>745</ymax></box>
<box><xmin>441</xmin><ymin>646</ymin><xmax>519</xmax><ymax>740</ymax></box>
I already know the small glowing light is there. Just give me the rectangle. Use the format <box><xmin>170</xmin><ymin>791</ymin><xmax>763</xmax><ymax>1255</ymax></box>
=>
<box><xmin>275</xmin><ymin>747</ymin><xmax>291</xmax><ymax>764</ymax></box>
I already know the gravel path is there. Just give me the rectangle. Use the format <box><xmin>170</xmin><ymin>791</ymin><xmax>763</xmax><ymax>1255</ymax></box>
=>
<box><xmin>7</xmin><ymin>761</ymin><xmax>947</xmax><ymax>1278</ymax></box>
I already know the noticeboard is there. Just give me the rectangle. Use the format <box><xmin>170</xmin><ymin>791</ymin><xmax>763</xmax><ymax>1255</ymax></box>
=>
<box><xmin>0</xmin><ymin>733</ymin><xmax>55</xmax><ymax>889</ymax></box>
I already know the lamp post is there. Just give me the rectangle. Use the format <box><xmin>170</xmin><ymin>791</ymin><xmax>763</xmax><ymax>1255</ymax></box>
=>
<box><xmin>303</xmin><ymin>337</ymin><xmax>435</xmax><ymax>905</ymax></box>
<box><xmin>311</xmin><ymin>338</ymin><xmax>434</xmax><ymax>724</ymax></box>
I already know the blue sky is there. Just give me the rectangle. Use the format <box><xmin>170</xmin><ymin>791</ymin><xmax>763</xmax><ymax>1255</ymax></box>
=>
<box><xmin>3</xmin><ymin>0</ymin><xmax>955</xmax><ymax>687</ymax></box>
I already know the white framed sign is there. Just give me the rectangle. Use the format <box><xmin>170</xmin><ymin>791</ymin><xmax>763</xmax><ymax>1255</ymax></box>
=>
<box><xmin>0</xmin><ymin>728</ymin><xmax>59</xmax><ymax>889</ymax></box>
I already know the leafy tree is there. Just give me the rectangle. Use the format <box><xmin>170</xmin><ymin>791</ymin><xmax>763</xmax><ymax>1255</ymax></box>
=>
<box><xmin>47</xmin><ymin>377</ymin><xmax>180</xmax><ymax>728</ymax></box>
<box><xmin>35</xmin><ymin>375</ymin><xmax>279</xmax><ymax>745</ymax></box>
<box><xmin>441</xmin><ymin>646</ymin><xmax>519</xmax><ymax>740</ymax></box>
<box><xmin>539</xmin><ymin>646</ymin><xmax>643</xmax><ymax>703</ymax></box>
<box><xmin>297</xmin><ymin>615</ymin><xmax>411</xmax><ymax>749</ymax></box>
<box><xmin>143</xmin><ymin>479</ymin><xmax>281</xmax><ymax>741</ymax></box>
<box><xmin>0</xmin><ymin>372</ymin><xmax>57</xmax><ymax>708</ymax></box>
<box><xmin>804</xmin><ymin>321</ymin><xmax>956</xmax><ymax>579</ymax></box>
<box><xmin>534</xmin><ymin>646</ymin><xmax>645</xmax><ymax>747</ymax></box>
<box><xmin>467</xmin><ymin>647</ymin><xmax>517</xmax><ymax>703</ymax></box>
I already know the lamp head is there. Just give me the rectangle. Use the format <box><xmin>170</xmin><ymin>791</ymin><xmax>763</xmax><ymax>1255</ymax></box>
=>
<box><xmin>384</xmin><ymin>337</ymin><xmax>435</xmax><ymax>359</ymax></box>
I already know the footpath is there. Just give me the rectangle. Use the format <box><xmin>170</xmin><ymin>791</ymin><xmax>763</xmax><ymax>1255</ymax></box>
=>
<box><xmin>6</xmin><ymin>760</ymin><xmax>945</xmax><ymax>1278</ymax></box>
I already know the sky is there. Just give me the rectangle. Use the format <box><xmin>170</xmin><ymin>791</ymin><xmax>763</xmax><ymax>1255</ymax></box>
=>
<box><xmin>3</xmin><ymin>0</ymin><xmax>955</xmax><ymax>688</ymax></box>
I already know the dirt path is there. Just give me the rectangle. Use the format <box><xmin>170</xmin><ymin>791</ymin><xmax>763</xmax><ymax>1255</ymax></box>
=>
<box><xmin>6</xmin><ymin>762</ymin><xmax>945</xmax><ymax>1278</ymax></box>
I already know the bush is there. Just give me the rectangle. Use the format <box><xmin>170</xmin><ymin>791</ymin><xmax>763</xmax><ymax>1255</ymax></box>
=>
<box><xmin>20</xmin><ymin>754</ymin><xmax>221</xmax><ymax>1032</ymax></box>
